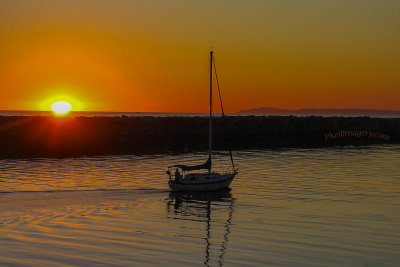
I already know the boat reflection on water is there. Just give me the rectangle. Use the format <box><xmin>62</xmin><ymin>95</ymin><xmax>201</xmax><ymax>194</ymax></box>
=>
<box><xmin>166</xmin><ymin>189</ymin><xmax>235</xmax><ymax>266</ymax></box>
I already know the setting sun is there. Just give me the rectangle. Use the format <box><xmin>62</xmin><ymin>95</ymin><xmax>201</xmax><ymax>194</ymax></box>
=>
<box><xmin>51</xmin><ymin>101</ymin><xmax>72</xmax><ymax>114</ymax></box>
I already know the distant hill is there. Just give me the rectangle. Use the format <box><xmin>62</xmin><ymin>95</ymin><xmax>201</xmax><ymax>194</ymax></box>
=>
<box><xmin>237</xmin><ymin>107</ymin><xmax>400</xmax><ymax>117</ymax></box>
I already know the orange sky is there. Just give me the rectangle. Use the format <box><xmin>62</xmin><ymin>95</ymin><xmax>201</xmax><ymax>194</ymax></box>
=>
<box><xmin>0</xmin><ymin>1</ymin><xmax>399</xmax><ymax>113</ymax></box>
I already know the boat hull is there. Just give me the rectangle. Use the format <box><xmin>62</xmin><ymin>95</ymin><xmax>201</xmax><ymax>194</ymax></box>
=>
<box><xmin>169</xmin><ymin>173</ymin><xmax>236</xmax><ymax>192</ymax></box>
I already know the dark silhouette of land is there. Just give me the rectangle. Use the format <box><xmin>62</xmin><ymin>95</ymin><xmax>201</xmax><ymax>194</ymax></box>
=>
<box><xmin>238</xmin><ymin>107</ymin><xmax>400</xmax><ymax>117</ymax></box>
<box><xmin>0</xmin><ymin>115</ymin><xmax>398</xmax><ymax>158</ymax></box>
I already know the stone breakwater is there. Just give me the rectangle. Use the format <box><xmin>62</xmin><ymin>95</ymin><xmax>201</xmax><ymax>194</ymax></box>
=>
<box><xmin>0</xmin><ymin>115</ymin><xmax>398</xmax><ymax>158</ymax></box>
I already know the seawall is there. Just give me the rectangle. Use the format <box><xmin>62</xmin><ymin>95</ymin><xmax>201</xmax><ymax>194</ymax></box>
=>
<box><xmin>0</xmin><ymin>115</ymin><xmax>398</xmax><ymax>158</ymax></box>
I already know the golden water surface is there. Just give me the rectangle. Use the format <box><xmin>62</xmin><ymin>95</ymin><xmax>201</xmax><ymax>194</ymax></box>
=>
<box><xmin>1</xmin><ymin>145</ymin><xmax>399</xmax><ymax>266</ymax></box>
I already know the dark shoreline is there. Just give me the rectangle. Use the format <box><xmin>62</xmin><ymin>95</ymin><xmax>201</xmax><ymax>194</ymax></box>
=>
<box><xmin>0</xmin><ymin>115</ymin><xmax>398</xmax><ymax>158</ymax></box>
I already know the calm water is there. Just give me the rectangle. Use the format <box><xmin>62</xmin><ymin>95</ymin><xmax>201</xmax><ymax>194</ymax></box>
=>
<box><xmin>1</xmin><ymin>110</ymin><xmax>398</xmax><ymax>118</ymax></box>
<box><xmin>1</xmin><ymin>145</ymin><xmax>400</xmax><ymax>266</ymax></box>
<box><xmin>0</xmin><ymin>110</ymin><xmax>216</xmax><ymax>117</ymax></box>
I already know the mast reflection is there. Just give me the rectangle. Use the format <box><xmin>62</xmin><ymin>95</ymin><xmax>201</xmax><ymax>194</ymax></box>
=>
<box><xmin>166</xmin><ymin>189</ymin><xmax>235</xmax><ymax>267</ymax></box>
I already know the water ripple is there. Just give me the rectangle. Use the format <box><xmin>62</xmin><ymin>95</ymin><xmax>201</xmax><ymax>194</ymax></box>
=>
<box><xmin>1</xmin><ymin>145</ymin><xmax>400</xmax><ymax>266</ymax></box>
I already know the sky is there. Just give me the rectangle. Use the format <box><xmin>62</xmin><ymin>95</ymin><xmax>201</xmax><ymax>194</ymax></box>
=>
<box><xmin>0</xmin><ymin>0</ymin><xmax>399</xmax><ymax>113</ymax></box>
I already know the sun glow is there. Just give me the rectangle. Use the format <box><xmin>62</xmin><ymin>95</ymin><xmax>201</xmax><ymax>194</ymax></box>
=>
<box><xmin>39</xmin><ymin>93</ymin><xmax>84</xmax><ymax>112</ymax></box>
<box><xmin>51</xmin><ymin>101</ymin><xmax>72</xmax><ymax>114</ymax></box>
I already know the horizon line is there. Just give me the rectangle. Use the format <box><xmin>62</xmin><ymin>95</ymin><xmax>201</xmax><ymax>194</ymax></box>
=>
<box><xmin>1</xmin><ymin>107</ymin><xmax>400</xmax><ymax>113</ymax></box>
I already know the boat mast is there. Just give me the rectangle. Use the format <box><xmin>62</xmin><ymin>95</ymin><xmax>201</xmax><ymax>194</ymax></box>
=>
<box><xmin>209</xmin><ymin>50</ymin><xmax>213</xmax><ymax>172</ymax></box>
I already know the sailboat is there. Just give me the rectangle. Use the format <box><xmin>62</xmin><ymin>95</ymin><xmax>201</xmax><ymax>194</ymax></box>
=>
<box><xmin>166</xmin><ymin>51</ymin><xmax>238</xmax><ymax>191</ymax></box>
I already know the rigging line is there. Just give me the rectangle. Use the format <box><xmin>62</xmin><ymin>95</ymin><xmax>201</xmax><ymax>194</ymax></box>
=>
<box><xmin>213</xmin><ymin>52</ymin><xmax>235</xmax><ymax>170</ymax></box>
<box><xmin>212</xmin><ymin>54</ymin><xmax>225</xmax><ymax>117</ymax></box>
<box><xmin>229</xmin><ymin>150</ymin><xmax>235</xmax><ymax>170</ymax></box>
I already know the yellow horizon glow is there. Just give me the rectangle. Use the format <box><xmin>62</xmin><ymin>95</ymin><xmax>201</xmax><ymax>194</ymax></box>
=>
<box><xmin>39</xmin><ymin>94</ymin><xmax>83</xmax><ymax>112</ymax></box>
